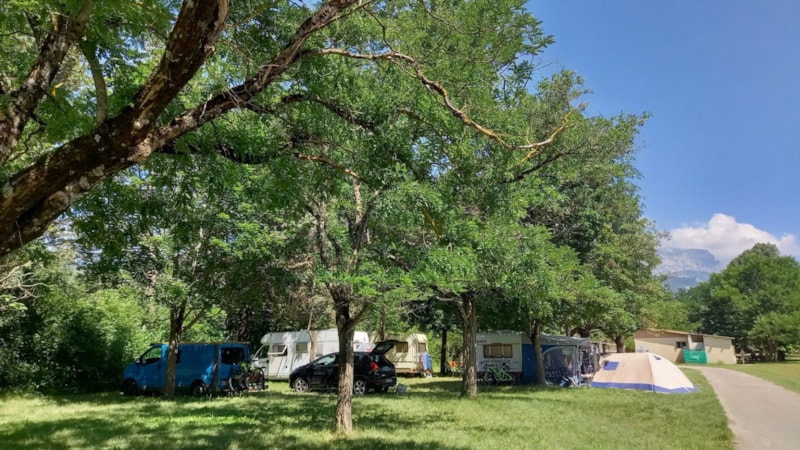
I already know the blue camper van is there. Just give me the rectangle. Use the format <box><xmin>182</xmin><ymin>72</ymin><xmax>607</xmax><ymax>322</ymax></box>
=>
<box><xmin>121</xmin><ymin>342</ymin><xmax>250</xmax><ymax>396</ymax></box>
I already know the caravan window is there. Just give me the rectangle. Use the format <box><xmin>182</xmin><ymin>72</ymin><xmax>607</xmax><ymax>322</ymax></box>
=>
<box><xmin>269</xmin><ymin>344</ymin><xmax>288</xmax><ymax>356</ymax></box>
<box><xmin>417</xmin><ymin>342</ymin><xmax>428</xmax><ymax>353</ymax></box>
<box><xmin>296</xmin><ymin>342</ymin><xmax>308</xmax><ymax>353</ymax></box>
<box><xmin>395</xmin><ymin>342</ymin><xmax>409</xmax><ymax>353</ymax></box>
<box><xmin>483</xmin><ymin>344</ymin><xmax>512</xmax><ymax>358</ymax></box>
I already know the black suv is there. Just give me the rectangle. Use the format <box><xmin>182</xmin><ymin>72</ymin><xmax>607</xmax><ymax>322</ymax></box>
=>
<box><xmin>289</xmin><ymin>341</ymin><xmax>397</xmax><ymax>394</ymax></box>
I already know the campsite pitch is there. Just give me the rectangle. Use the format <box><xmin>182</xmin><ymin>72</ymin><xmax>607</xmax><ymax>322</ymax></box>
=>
<box><xmin>0</xmin><ymin>371</ymin><xmax>731</xmax><ymax>449</ymax></box>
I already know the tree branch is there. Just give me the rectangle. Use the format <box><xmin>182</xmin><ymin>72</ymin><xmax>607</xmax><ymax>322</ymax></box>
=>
<box><xmin>307</xmin><ymin>48</ymin><xmax>570</xmax><ymax>153</ymax></box>
<box><xmin>79</xmin><ymin>38</ymin><xmax>108</xmax><ymax>126</ymax></box>
<box><xmin>0</xmin><ymin>2</ymin><xmax>93</xmax><ymax>161</ymax></box>
<box><xmin>152</xmin><ymin>0</ymin><xmax>361</xmax><ymax>147</ymax></box>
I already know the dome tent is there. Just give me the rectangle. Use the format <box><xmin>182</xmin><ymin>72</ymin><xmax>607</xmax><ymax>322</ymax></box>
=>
<box><xmin>590</xmin><ymin>352</ymin><xmax>697</xmax><ymax>393</ymax></box>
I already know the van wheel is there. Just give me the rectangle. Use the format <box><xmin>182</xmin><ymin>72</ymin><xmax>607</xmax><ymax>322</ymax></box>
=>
<box><xmin>293</xmin><ymin>377</ymin><xmax>310</xmax><ymax>393</ymax></box>
<box><xmin>353</xmin><ymin>378</ymin><xmax>368</xmax><ymax>395</ymax></box>
<box><xmin>191</xmin><ymin>381</ymin><xmax>207</xmax><ymax>397</ymax></box>
<box><xmin>121</xmin><ymin>378</ymin><xmax>138</xmax><ymax>396</ymax></box>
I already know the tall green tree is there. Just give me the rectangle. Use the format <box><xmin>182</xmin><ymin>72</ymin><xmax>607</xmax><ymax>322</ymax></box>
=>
<box><xmin>521</xmin><ymin>109</ymin><xmax>665</xmax><ymax>349</ymax></box>
<box><xmin>72</xmin><ymin>155</ymin><xmax>285</xmax><ymax>397</ymax></box>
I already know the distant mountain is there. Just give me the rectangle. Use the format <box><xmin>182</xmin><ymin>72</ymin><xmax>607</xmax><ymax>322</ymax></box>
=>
<box><xmin>656</xmin><ymin>248</ymin><xmax>721</xmax><ymax>292</ymax></box>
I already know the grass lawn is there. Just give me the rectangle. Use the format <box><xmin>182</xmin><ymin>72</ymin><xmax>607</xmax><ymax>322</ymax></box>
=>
<box><xmin>0</xmin><ymin>370</ymin><xmax>731</xmax><ymax>450</ymax></box>
<box><xmin>723</xmin><ymin>358</ymin><xmax>800</xmax><ymax>394</ymax></box>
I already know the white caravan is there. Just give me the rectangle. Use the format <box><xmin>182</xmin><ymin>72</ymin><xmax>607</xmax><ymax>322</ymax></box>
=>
<box><xmin>252</xmin><ymin>328</ymin><xmax>369</xmax><ymax>380</ymax></box>
<box><xmin>370</xmin><ymin>333</ymin><xmax>431</xmax><ymax>376</ymax></box>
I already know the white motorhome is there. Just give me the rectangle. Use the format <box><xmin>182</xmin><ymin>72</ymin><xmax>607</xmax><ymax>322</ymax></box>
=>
<box><xmin>252</xmin><ymin>328</ymin><xmax>369</xmax><ymax>380</ymax></box>
<box><xmin>370</xmin><ymin>333</ymin><xmax>431</xmax><ymax>376</ymax></box>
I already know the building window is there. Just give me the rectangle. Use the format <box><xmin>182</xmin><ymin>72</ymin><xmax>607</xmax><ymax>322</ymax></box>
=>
<box><xmin>676</xmin><ymin>342</ymin><xmax>687</xmax><ymax>349</ymax></box>
<box><xmin>484</xmin><ymin>344</ymin><xmax>512</xmax><ymax>358</ymax></box>
<box><xmin>296</xmin><ymin>342</ymin><xmax>308</xmax><ymax>353</ymax></box>
<box><xmin>395</xmin><ymin>342</ymin><xmax>409</xmax><ymax>353</ymax></box>
<box><xmin>417</xmin><ymin>342</ymin><xmax>428</xmax><ymax>353</ymax></box>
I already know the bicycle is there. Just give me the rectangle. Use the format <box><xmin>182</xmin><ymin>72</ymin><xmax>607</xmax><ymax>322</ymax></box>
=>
<box><xmin>480</xmin><ymin>362</ymin><xmax>515</xmax><ymax>385</ymax></box>
<box><xmin>226</xmin><ymin>364</ymin><xmax>268</xmax><ymax>395</ymax></box>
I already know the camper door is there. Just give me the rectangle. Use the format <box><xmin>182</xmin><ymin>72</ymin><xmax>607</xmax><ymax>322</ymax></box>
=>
<box><xmin>267</xmin><ymin>343</ymin><xmax>288</xmax><ymax>378</ymax></box>
<box><xmin>291</xmin><ymin>341</ymin><xmax>310</xmax><ymax>374</ymax></box>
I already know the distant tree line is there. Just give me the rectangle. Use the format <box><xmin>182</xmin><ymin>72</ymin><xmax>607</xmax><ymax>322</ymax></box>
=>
<box><xmin>677</xmin><ymin>243</ymin><xmax>800</xmax><ymax>361</ymax></box>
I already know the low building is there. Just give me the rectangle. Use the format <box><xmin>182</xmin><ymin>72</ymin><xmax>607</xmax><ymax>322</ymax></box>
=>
<box><xmin>633</xmin><ymin>329</ymin><xmax>736</xmax><ymax>365</ymax></box>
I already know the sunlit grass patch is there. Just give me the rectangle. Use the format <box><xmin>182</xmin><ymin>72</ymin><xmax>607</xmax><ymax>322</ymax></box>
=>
<box><xmin>0</xmin><ymin>371</ymin><xmax>731</xmax><ymax>449</ymax></box>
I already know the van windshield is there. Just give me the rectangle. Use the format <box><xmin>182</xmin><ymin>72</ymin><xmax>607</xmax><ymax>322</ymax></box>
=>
<box><xmin>140</xmin><ymin>346</ymin><xmax>163</xmax><ymax>364</ymax></box>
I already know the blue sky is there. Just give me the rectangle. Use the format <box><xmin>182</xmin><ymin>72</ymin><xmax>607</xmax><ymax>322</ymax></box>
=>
<box><xmin>526</xmin><ymin>1</ymin><xmax>800</xmax><ymax>264</ymax></box>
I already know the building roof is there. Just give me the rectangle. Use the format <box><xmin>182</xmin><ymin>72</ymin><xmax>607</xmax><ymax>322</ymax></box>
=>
<box><xmin>634</xmin><ymin>329</ymin><xmax>735</xmax><ymax>340</ymax></box>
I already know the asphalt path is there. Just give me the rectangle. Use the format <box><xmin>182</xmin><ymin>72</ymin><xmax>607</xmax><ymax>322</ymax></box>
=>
<box><xmin>687</xmin><ymin>366</ymin><xmax>800</xmax><ymax>450</ymax></box>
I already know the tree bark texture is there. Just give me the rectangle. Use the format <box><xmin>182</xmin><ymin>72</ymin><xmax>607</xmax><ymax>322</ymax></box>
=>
<box><xmin>332</xmin><ymin>286</ymin><xmax>356</xmax><ymax>434</ymax></box>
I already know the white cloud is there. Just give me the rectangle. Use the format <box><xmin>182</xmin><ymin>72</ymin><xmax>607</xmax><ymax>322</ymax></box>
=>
<box><xmin>661</xmin><ymin>213</ymin><xmax>800</xmax><ymax>265</ymax></box>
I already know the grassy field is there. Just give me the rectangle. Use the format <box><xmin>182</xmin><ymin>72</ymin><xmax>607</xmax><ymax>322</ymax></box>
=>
<box><xmin>0</xmin><ymin>371</ymin><xmax>731</xmax><ymax>450</ymax></box>
<box><xmin>723</xmin><ymin>358</ymin><xmax>800</xmax><ymax>394</ymax></box>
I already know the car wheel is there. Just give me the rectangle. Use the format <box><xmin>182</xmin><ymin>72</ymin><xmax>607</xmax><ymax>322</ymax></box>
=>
<box><xmin>353</xmin><ymin>378</ymin><xmax>368</xmax><ymax>395</ymax></box>
<box><xmin>191</xmin><ymin>381</ymin><xmax>207</xmax><ymax>397</ymax></box>
<box><xmin>293</xmin><ymin>377</ymin><xmax>310</xmax><ymax>393</ymax></box>
<box><xmin>121</xmin><ymin>378</ymin><xmax>138</xmax><ymax>396</ymax></box>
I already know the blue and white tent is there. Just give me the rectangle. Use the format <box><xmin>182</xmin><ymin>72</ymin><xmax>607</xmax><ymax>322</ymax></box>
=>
<box><xmin>591</xmin><ymin>352</ymin><xmax>697</xmax><ymax>393</ymax></box>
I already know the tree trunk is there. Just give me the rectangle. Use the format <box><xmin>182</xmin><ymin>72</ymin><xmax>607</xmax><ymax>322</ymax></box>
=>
<box><xmin>531</xmin><ymin>321</ymin><xmax>546</xmax><ymax>385</ymax></box>
<box><xmin>163</xmin><ymin>306</ymin><xmax>185</xmax><ymax>399</ymax></box>
<box><xmin>332</xmin><ymin>286</ymin><xmax>356</xmax><ymax>434</ymax></box>
<box><xmin>335</xmin><ymin>322</ymin><xmax>355</xmax><ymax>434</ymax></box>
<box><xmin>440</xmin><ymin>327</ymin><xmax>449</xmax><ymax>376</ymax></box>
<box><xmin>614</xmin><ymin>335</ymin><xmax>625</xmax><ymax>353</ymax></box>
<box><xmin>378</xmin><ymin>307</ymin><xmax>386</xmax><ymax>341</ymax></box>
<box><xmin>459</xmin><ymin>291</ymin><xmax>478</xmax><ymax>398</ymax></box>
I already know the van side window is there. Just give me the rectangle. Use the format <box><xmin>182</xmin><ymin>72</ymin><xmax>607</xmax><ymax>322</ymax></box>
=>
<box><xmin>221</xmin><ymin>347</ymin><xmax>245</xmax><ymax>365</ymax></box>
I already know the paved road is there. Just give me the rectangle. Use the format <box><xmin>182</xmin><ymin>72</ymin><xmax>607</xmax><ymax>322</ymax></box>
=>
<box><xmin>687</xmin><ymin>366</ymin><xmax>800</xmax><ymax>450</ymax></box>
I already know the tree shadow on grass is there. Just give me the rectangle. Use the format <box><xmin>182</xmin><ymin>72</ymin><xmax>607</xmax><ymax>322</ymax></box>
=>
<box><xmin>1</xmin><ymin>389</ymin><xmax>466</xmax><ymax>449</ymax></box>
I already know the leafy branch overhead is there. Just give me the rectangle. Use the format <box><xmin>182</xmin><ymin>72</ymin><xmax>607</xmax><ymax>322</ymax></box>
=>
<box><xmin>0</xmin><ymin>0</ymin><xmax>569</xmax><ymax>257</ymax></box>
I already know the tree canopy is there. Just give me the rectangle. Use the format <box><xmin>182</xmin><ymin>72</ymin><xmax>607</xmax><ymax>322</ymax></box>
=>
<box><xmin>0</xmin><ymin>0</ymin><xmax>672</xmax><ymax>434</ymax></box>
<box><xmin>680</xmin><ymin>243</ymin><xmax>800</xmax><ymax>360</ymax></box>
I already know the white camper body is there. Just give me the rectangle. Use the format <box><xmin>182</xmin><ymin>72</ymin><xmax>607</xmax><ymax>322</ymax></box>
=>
<box><xmin>371</xmin><ymin>333</ymin><xmax>431</xmax><ymax>375</ymax></box>
<box><xmin>252</xmin><ymin>328</ymin><xmax>369</xmax><ymax>380</ymax></box>
<box><xmin>475</xmin><ymin>331</ymin><xmax>528</xmax><ymax>376</ymax></box>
